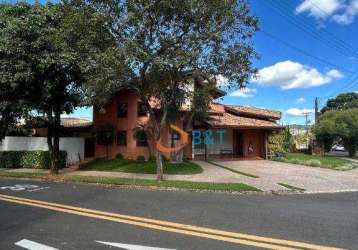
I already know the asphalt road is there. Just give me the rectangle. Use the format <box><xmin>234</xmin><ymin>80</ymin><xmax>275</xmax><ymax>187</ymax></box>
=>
<box><xmin>0</xmin><ymin>178</ymin><xmax>357</xmax><ymax>250</ymax></box>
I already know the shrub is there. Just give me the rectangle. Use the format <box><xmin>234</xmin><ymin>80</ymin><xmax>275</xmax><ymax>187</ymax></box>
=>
<box><xmin>116</xmin><ymin>153</ymin><xmax>124</xmax><ymax>159</ymax></box>
<box><xmin>148</xmin><ymin>155</ymin><xmax>156</xmax><ymax>162</ymax></box>
<box><xmin>0</xmin><ymin>151</ymin><xmax>67</xmax><ymax>169</ymax></box>
<box><xmin>136</xmin><ymin>155</ymin><xmax>145</xmax><ymax>162</ymax></box>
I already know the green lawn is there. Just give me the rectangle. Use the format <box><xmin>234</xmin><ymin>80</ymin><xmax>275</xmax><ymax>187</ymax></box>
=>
<box><xmin>66</xmin><ymin>176</ymin><xmax>261</xmax><ymax>192</ymax></box>
<box><xmin>79</xmin><ymin>158</ymin><xmax>203</xmax><ymax>175</ymax></box>
<box><xmin>274</xmin><ymin>153</ymin><xmax>358</xmax><ymax>170</ymax></box>
<box><xmin>0</xmin><ymin>170</ymin><xmax>261</xmax><ymax>192</ymax></box>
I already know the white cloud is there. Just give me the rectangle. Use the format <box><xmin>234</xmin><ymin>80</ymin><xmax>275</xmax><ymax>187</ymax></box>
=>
<box><xmin>296</xmin><ymin>0</ymin><xmax>358</xmax><ymax>25</ymax></box>
<box><xmin>230</xmin><ymin>87</ymin><xmax>257</xmax><ymax>98</ymax></box>
<box><xmin>252</xmin><ymin>60</ymin><xmax>343</xmax><ymax>90</ymax></box>
<box><xmin>295</xmin><ymin>0</ymin><xmax>341</xmax><ymax>19</ymax></box>
<box><xmin>296</xmin><ymin>97</ymin><xmax>306</xmax><ymax>103</ymax></box>
<box><xmin>333</xmin><ymin>0</ymin><xmax>358</xmax><ymax>24</ymax></box>
<box><xmin>285</xmin><ymin>108</ymin><xmax>314</xmax><ymax>116</ymax></box>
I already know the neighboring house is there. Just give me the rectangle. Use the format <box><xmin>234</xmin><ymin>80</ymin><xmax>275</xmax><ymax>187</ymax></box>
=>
<box><xmin>33</xmin><ymin>117</ymin><xmax>93</xmax><ymax>137</ymax></box>
<box><xmin>93</xmin><ymin>85</ymin><xmax>283</xmax><ymax>161</ymax></box>
<box><xmin>32</xmin><ymin>117</ymin><xmax>95</xmax><ymax>159</ymax></box>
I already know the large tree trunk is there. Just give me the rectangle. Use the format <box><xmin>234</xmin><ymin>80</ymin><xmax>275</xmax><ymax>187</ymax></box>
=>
<box><xmin>155</xmin><ymin>150</ymin><xmax>163</xmax><ymax>180</ymax></box>
<box><xmin>343</xmin><ymin>139</ymin><xmax>356</xmax><ymax>157</ymax></box>
<box><xmin>141</xmin><ymin>95</ymin><xmax>164</xmax><ymax>180</ymax></box>
<box><xmin>348</xmin><ymin>146</ymin><xmax>356</xmax><ymax>157</ymax></box>
<box><xmin>47</xmin><ymin>109</ymin><xmax>61</xmax><ymax>175</ymax></box>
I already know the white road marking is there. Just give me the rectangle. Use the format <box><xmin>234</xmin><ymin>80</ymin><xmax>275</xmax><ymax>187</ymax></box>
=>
<box><xmin>15</xmin><ymin>239</ymin><xmax>58</xmax><ymax>250</ymax></box>
<box><xmin>27</xmin><ymin>187</ymin><xmax>50</xmax><ymax>192</ymax></box>
<box><xmin>0</xmin><ymin>184</ymin><xmax>49</xmax><ymax>192</ymax></box>
<box><xmin>96</xmin><ymin>241</ymin><xmax>177</xmax><ymax>250</ymax></box>
<box><xmin>1</xmin><ymin>185</ymin><xmax>39</xmax><ymax>191</ymax></box>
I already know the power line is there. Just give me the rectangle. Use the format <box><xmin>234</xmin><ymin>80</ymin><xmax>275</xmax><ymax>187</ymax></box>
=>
<box><xmin>284</xmin><ymin>0</ymin><xmax>358</xmax><ymax>56</ymax></box>
<box><xmin>321</xmin><ymin>73</ymin><xmax>358</xmax><ymax>100</ymax></box>
<box><xmin>271</xmin><ymin>0</ymin><xmax>358</xmax><ymax>57</ymax></box>
<box><xmin>309</xmin><ymin>1</ymin><xmax>358</xmax><ymax>38</ymax></box>
<box><xmin>261</xmin><ymin>30</ymin><xmax>355</xmax><ymax>74</ymax></box>
<box><xmin>264</xmin><ymin>0</ymin><xmax>358</xmax><ymax>59</ymax></box>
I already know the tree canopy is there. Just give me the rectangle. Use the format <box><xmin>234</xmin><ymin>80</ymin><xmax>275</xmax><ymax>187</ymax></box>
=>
<box><xmin>0</xmin><ymin>2</ymin><xmax>114</xmax><ymax>173</ymax></box>
<box><xmin>321</xmin><ymin>92</ymin><xmax>358</xmax><ymax>114</ymax></box>
<box><xmin>314</xmin><ymin>108</ymin><xmax>358</xmax><ymax>156</ymax></box>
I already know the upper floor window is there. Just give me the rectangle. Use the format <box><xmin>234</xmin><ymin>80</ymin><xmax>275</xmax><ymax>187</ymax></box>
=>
<box><xmin>117</xmin><ymin>130</ymin><xmax>127</xmax><ymax>146</ymax></box>
<box><xmin>117</xmin><ymin>103</ymin><xmax>128</xmax><ymax>118</ymax></box>
<box><xmin>137</xmin><ymin>101</ymin><xmax>148</xmax><ymax>117</ymax></box>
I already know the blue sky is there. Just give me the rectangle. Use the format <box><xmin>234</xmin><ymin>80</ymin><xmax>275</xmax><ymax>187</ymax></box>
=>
<box><xmin>12</xmin><ymin>0</ymin><xmax>358</xmax><ymax>125</ymax></box>
<box><xmin>219</xmin><ymin>0</ymin><xmax>358</xmax><ymax>125</ymax></box>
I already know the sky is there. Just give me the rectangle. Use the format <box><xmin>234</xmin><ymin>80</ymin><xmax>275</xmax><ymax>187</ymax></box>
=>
<box><xmin>10</xmin><ymin>0</ymin><xmax>358</xmax><ymax>125</ymax></box>
<box><xmin>219</xmin><ymin>0</ymin><xmax>358</xmax><ymax>125</ymax></box>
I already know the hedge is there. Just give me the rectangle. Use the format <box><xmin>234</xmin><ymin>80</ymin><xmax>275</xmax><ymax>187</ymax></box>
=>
<box><xmin>0</xmin><ymin>151</ymin><xmax>67</xmax><ymax>169</ymax></box>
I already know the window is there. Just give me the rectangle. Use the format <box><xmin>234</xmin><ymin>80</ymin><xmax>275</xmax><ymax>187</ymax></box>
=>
<box><xmin>170</xmin><ymin>132</ymin><xmax>180</xmax><ymax>147</ymax></box>
<box><xmin>117</xmin><ymin>103</ymin><xmax>128</xmax><ymax>118</ymax></box>
<box><xmin>137</xmin><ymin>101</ymin><xmax>148</xmax><ymax>116</ymax></box>
<box><xmin>117</xmin><ymin>131</ymin><xmax>127</xmax><ymax>146</ymax></box>
<box><xmin>136</xmin><ymin>130</ymin><xmax>148</xmax><ymax>147</ymax></box>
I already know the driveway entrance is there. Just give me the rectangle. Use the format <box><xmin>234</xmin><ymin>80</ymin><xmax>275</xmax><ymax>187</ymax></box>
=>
<box><xmin>214</xmin><ymin>160</ymin><xmax>358</xmax><ymax>193</ymax></box>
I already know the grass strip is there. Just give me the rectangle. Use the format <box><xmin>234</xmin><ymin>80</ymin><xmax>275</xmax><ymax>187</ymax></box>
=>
<box><xmin>208</xmin><ymin>161</ymin><xmax>259</xmax><ymax>178</ymax></box>
<box><xmin>65</xmin><ymin>175</ymin><xmax>262</xmax><ymax>192</ymax></box>
<box><xmin>0</xmin><ymin>171</ymin><xmax>46</xmax><ymax>179</ymax></box>
<box><xmin>278</xmin><ymin>183</ymin><xmax>305</xmax><ymax>192</ymax></box>
<box><xmin>0</xmin><ymin>170</ymin><xmax>261</xmax><ymax>192</ymax></box>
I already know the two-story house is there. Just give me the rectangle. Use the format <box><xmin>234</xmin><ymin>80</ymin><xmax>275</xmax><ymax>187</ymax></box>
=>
<box><xmin>93</xmin><ymin>85</ymin><xmax>283</xmax><ymax>161</ymax></box>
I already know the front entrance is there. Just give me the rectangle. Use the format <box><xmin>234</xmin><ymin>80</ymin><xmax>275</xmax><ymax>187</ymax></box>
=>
<box><xmin>233</xmin><ymin>130</ymin><xmax>244</xmax><ymax>157</ymax></box>
<box><xmin>84</xmin><ymin>137</ymin><xmax>95</xmax><ymax>158</ymax></box>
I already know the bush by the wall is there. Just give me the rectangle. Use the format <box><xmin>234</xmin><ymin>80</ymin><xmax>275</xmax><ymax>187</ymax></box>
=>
<box><xmin>116</xmin><ymin>153</ymin><xmax>123</xmax><ymax>159</ymax></box>
<box><xmin>148</xmin><ymin>155</ymin><xmax>156</xmax><ymax>162</ymax></box>
<box><xmin>136</xmin><ymin>155</ymin><xmax>145</xmax><ymax>162</ymax></box>
<box><xmin>0</xmin><ymin>151</ymin><xmax>67</xmax><ymax>169</ymax></box>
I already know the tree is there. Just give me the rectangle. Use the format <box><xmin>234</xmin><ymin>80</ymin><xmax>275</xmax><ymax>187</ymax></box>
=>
<box><xmin>82</xmin><ymin>0</ymin><xmax>259</xmax><ymax>180</ymax></box>
<box><xmin>268</xmin><ymin>128</ymin><xmax>294</xmax><ymax>156</ymax></box>
<box><xmin>0</xmin><ymin>2</ymin><xmax>114</xmax><ymax>174</ymax></box>
<box><xmin>96</xmin><ymin>124</ymin><xmax>115</xmax><ymax>158</ymax></box>
<box><xmin>321</xmin><ymin>92</ymin><xmax>358</xmax><ymax>114</ymax></box>
<box><xmin>0</xmin><ymin>4</ymin><xmax>34</xmax><ymax>140</ymax></box>
<box><xmin>314</xmin><ymin>109</ymin><xmax>358</xmax><ymax>157</ymax></box>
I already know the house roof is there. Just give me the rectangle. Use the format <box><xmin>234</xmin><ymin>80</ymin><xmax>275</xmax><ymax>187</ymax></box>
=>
<box><xmin>207</xmin><ymin>112</ymin><xmax>283</xmax><ymax>129</ymax></box>
<box><xmin>61</xmin><ymin>118</ymin><xmax>92</xmax><ymax>128</ymax></box>
<box><xmin>224</xmin><ymin>105</ymin><xmax>281</xmax><ymax>120</ymax></box>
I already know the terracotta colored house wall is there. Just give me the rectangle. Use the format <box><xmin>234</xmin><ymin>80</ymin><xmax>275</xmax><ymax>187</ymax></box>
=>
<box><xmin>94</xmin><ymin>90</ymin><xmax>150</xmax><ymax>159</ymax></box>
<box><xmin>93</xmin><ymin>90</ymin><xmax>191</xmax><ymax>160</ymax></box>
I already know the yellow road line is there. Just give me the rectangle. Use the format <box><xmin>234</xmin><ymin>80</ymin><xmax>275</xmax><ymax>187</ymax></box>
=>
<box><xmin>0</xmin><ymin>194</ymin><xmax>345</xmax><ymax>250</ymax></box>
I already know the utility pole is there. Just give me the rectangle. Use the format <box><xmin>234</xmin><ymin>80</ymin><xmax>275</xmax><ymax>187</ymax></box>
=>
<box><xmin>315</xmin><ymin>97</ymin><xmax>319</xmax><ymax>123</ymax></box>
<box><xmin>302</xmin><ymin>111</ymin><xmax>312</xmax><ymax>149</ymax></box>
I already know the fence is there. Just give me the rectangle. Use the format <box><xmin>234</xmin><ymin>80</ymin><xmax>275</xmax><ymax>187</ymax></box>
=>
<box><xmin>0</xmin><ymin>136</ymin><xmax>84</xmax><ymax>165</ymax></box>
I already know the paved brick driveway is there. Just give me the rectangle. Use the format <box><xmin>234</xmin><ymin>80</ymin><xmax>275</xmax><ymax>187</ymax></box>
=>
<box><xmin>214</xmin><ymin>160</ymin><xmax>358</xmax><ymax>193</ymax></box>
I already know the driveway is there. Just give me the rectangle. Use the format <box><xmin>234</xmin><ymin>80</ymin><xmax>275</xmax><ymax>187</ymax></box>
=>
<box><xmin>213</xmin><ymin>160</ymin><xmax>358</xmax><ymax>193</ymax></box>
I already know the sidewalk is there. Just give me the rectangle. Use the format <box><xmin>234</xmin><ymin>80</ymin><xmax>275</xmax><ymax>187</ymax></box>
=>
<box><xmin>66</xmin><ymin>161</ymin><xmax>287</xmax><ymax>192</ymax></box>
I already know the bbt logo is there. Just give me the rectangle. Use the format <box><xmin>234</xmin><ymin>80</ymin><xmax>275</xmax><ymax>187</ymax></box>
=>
<box><xmin>155</xmin><ymin>125</ymin><xmax>226</xmax><ymax>153</ymax></box>
<box><xmin>156</xmin><ymin>124</ymin><xmax>189</xmax><ymax>153</ymax></box>
<box><xmin>192</xmin><ymin>129</ymin><xmax>226</xmax><ymax>145</ymax></box>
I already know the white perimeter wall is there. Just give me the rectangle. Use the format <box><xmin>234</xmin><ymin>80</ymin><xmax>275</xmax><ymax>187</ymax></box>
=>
<box><xmin>0</xmin><ymin>136</ymin><xmax>84</xmax><ymax>165</ymax></box>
